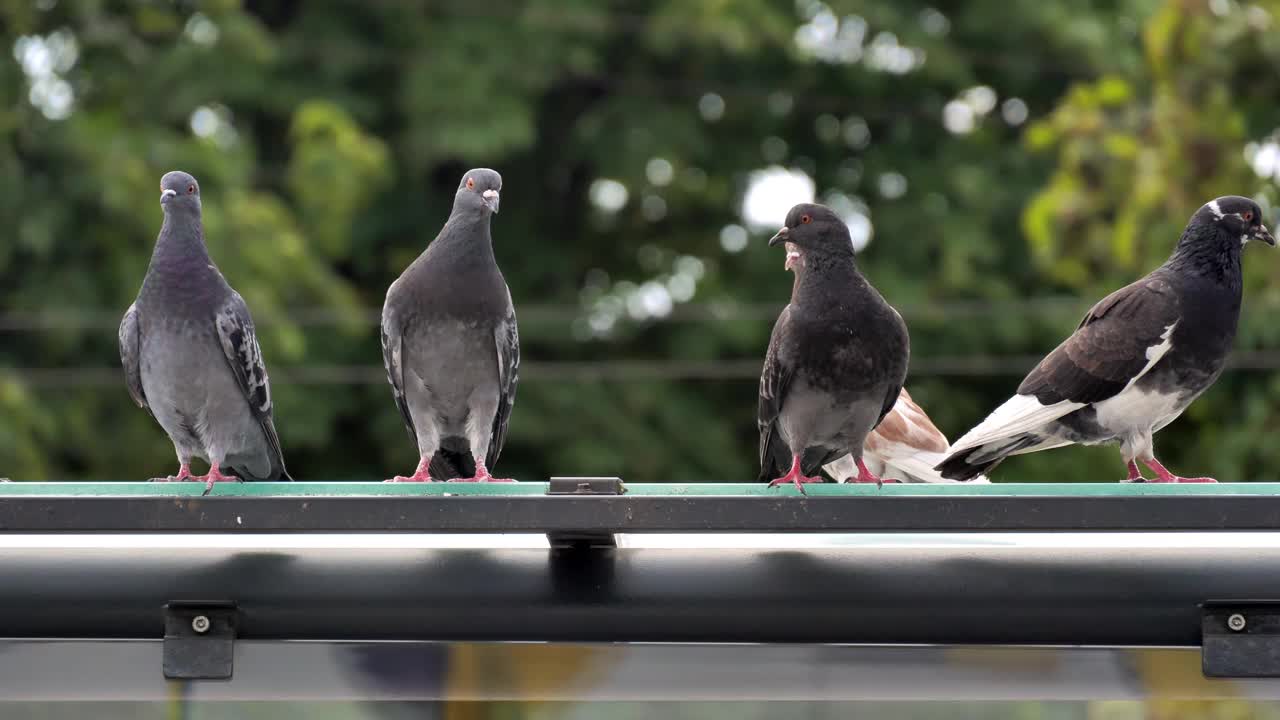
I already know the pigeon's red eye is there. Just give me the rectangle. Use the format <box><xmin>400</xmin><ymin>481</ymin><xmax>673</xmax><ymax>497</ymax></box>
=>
<box><xmin>187</xmin><ymin>185</ymin><xmax>195</xmax><ymax>194</ymax></box>
<box><xmin>1243</xmin><ymin>210</ymin><xmax>1254</xmax><ymax>222</ymax></box>
<box><xmin>800</xmin><ymin>214</ymin><xmax>812</xmax><ymax>225</ymax></box>
<box><xmin>466</xmin><ymin>177</ymin><xmax>475</xmax><ymax>189</ymax></box>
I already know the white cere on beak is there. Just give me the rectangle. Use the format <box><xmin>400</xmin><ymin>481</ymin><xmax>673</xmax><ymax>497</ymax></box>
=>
<box><xmin>160</xmin><ymin>188</ymin><xmax>177</xmax><ymax>202</ymax></box>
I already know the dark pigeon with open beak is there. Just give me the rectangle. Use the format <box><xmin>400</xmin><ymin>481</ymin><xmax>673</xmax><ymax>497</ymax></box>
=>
<box><xmin>118</xmin><ymin>170</ymin><xmax>292</xmax><ymax>494</ymax></box>
<box><xmin>937</xmin><ymin>195</ymin><xmax>1275</xmax><ymax>482</ymax></box>
<box><xmin>758</xmin><ymin>203</ymin><xmax>910</xmax><ymax>492</ymax></box>
<box><xmin>381</xmin><ymin>168</ymin><xmax>519</xmax><ymax>483</ymax></box>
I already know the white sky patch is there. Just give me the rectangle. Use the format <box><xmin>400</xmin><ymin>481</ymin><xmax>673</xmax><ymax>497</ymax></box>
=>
<box><xmin>719</xmin><ymin>224</ymin><xmax>749</xmax><ymax>253</ymax></box>
<box><xmin>589</xmin><ymin>179</ymin><xmax>629</xmax><ymax>213</ymax></box>
<box><xmin>698</xmin><ymin>93</ymin><xmax>725</xmax><ymax>121</ymax></box>
<box><xmin>641</xmin><ymin>194</ymin><xmax>667</xmax><ymax>222</ymax></box>
<box><xmin>645</xmin><ymin>157</ymin><xmax>674</xmax><ymax>186</ymax></box>
<box><xmin>184</xmin><ymin>13</ymin><xmax>220</xmax><ymax>46</ymax></box>
<box><xmin>1002</xmin><ymin>97</ymin><xmax>1029</xmax><ymax>126</ymax></box>
<box><xmin>13</xmin><ymin>29</ymin><xmax>77</xmax><ymax>120</ymax></box>
<box><xmin>878</xmin><ymin>172</ymin><xmax>908</xmax><ymax>200</ymax></box>
<box><xmin>943</xmin><ymin>85</ymin><xmax>1000</xmax><ymax>135</ymax></box>
<box><xmin>1246</xmin><ymin>141</ymin><xmax>1280</xmax><ymax>181</ymax></box>
<box><xmin>741</xmin><ymin>166</ymin><xmax>815</xmax><ymax>230</ymax></box>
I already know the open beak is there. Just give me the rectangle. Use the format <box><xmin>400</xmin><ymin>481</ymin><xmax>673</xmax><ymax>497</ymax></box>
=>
<box><xmin>768</xmin><ymin>226</ymin><xmax>789</xmax><ymax>247</ymax></box>
<box><xmin>160</xmin><ymin>188</ymin><xmax>177</xmax><ymax>204</ymax></box>
<box><xmin>482</xmin><ymin>188</ymin><xmax>500</xmax><ymax>214</ymax></box>
<box><xmin>1254</xmin><ymin>223</ymin><xmax>1276</xmax><ymax>247</ymax></box>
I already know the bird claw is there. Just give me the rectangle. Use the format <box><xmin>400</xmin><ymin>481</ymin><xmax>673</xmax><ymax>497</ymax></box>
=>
<box><xmin>385</xmin><ymin>474</ymin><xmax>434</xmax><ymax>483</ymax></box>
<box><xmin>196</xmin><ymin>467</ymin><xmax>241</xmax><ymax>496</ymax></box>
<box><xmin>766</xmin><ymin>475</ymin><xmax>824</xmax><ymax>495</ymax></box>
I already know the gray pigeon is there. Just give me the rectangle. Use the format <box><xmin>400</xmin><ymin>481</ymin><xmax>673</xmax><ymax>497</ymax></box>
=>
<box><xmin>381</xmin><ymin>168</ymin><xmax>518</xmax><ymax>483</ymax></box>
<box><xmin>118</xmin><ymin>171</ymin><xmax>291</xmax><ymax>494</ymax></box>
<box><xmin>937</xmin><ymin>196</ymin><xmax>1275</xmax><ymax>482</ymax></box>
<box><xmin>758</xmin><ymin>203</ymin><xmax>910</xmax><ymax>492</ymax></box>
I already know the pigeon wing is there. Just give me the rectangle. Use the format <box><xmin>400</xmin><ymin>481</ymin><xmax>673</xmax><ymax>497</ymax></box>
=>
<box><xmin>214</xmin><ymin>293</ymin><xmax>290</xmax><ymax>479</ymax></box>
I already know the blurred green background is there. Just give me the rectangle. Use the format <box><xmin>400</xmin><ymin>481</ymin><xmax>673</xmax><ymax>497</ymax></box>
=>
<box><xmin>3</xmin><ymin>0</ymin><xmax>1280</xmax><ymax>483</ymax></box>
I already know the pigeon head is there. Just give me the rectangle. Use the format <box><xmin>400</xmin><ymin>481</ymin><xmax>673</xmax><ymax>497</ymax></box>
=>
<box><xmin>1193</xmin><ymin>195</ymin><xmax>1275</xmax><ymax>247</ymax></box>
<box><xmin>454</xmin><ymin>168</ymin><xmax>502</xmax><ymax>216</ymax></box>
<box><xmin>159</xmin><ymin>171</ymin><xmax>201</xmax><ymax>215</ymax></box>
<box><xmin>769</xmin><ymin>203</ymin><xmax>853</xmax><ymax>269</ymax></box>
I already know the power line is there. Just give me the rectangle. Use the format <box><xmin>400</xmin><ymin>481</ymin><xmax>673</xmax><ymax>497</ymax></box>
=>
<box><xmin>10</xmin><ymin>350</ymin><xmax>1280</xmax><ymax>388</ymax></box>
<box><xmin>0</xmin><ymin>297</ymin><xmax>1117</xmax><ymax>332</ymax></box>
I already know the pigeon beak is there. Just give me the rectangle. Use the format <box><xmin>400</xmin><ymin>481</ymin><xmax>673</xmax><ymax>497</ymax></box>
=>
<box><xmin>482</xmin><ymin>188</ymin><xmax>500</xmax><ymax>214</ymax></box>
<box><xmin>768</xmin><ymin>226</ymin><xmax>790</xmax><ymax>247</ymax></box>
<box><xmin>160</xmin><ymin>188</ymin><xmax>177</xmax><ymax>204</ymax></box>
<box><xmin>1253</xmin><ymin>224</ymin><xmax>1276</xmax><ymax>247</ymax></box>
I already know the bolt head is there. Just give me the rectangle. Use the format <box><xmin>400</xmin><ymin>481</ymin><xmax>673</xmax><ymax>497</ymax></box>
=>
<box><xmin>1228</xmin><ymin>613</ymin><xmax>1247</xmax><ymax>632</ymax></box>
<box><xmin>192</xmin><ymin>615</ymin><xmax>211</xmax><ymax>634</ymax></box>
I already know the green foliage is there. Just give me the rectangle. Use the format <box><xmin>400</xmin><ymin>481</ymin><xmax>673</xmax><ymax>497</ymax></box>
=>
<box><xmin>1</xmin><ymin>1</ymin><xmax>1278</xmax><ymax>483</ymax></box>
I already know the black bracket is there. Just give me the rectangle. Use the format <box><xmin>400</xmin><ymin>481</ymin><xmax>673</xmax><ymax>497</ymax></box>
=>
<box><xmin>546</xmin><ymin>477</ymin><xmax>625</xmax><ymax>548</ymax></box>
<box><xmin>163</xmin><ymin>602</ymin><xmax>237</xmax><ymax>680</ymax></box>
<box><xmin>1202</xmin><ymin>602</ymin><xmax>1280</xmax><ymax>677</ymax></box>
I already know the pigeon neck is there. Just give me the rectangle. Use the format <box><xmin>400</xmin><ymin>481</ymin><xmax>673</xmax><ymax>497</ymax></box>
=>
<box><xmin>1168</xmin><ymin>225</ymin><xmax>1243</xmax><ymax>289</ymax></box>
<box><xmin>437</xmin><ymin>212</ymin><xmax>496</xmax><ymax>260</ymax></box>
<box><xmin>149</xmin><ymin>213</ymin><xmax>213</xmax><ymax>273</ymax></box>
<box><xmin>791</xmin><ymin>253</ymin><xmax>860</xmax><ymax>300</ymax></box>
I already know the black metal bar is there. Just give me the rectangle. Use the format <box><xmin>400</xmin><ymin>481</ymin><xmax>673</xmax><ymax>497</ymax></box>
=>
<box><xmin>0</xmin><ymin>494</ymin><xmax>1278</xmax><ymax>532</ymax></box>
<box><xmin>0</xmin><ymin>541</ymin><xmax>1276</xmax><ymax>645</ymax></box>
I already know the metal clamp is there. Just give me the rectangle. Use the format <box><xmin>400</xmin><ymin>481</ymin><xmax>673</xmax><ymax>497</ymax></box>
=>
<box><xmin>546</xmin><ymin>477</ymin><xmax>625</xmax><ymax>548</ymax></box>
<box><xmin>163</xmin><ymin>602</ymin><xmax>237</xmax><ymax>680</ymax></box>
<box><xmin>1203</xmin><ymin>602</ymin><xmax>1280</xmax><ymax>677</ymax></box>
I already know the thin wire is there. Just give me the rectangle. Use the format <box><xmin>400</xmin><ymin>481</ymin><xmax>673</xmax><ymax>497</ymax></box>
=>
<box><xmin>10</xmin><ymin>350</ymin><xmax>1280</xmax><ymax>387</ymax></box>
<box><xmin>0</xmin><ymin>297</ymin><xmax>1108</xmax><ymax>332</ymax></box>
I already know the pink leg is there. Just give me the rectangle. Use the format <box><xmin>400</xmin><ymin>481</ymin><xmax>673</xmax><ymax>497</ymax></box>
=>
<box><xmin>447</xmin><ymin>458</ymin><xmax>516</xmax><ymax>483</ymax></box>
<box><xmin>1142</xmin><ymin>458</ymin><xmax>1217</xmax><ymax>484</ymax></box>
<box><xmin>1123</xmin><ymin>460</ymin><xmax>1144</xmax><ymax>483</ymax></box>
<box><xmin>386</xmin><ymin>456</ymin><xmax>434</xmax><ymax>483</ymax></box>
<box><xmin>844</xmin><ymin>457</ymin><xmax>900</xmax><ymax>487</ymax></box>
<box><xmin>192</xmin><ymin>462</ymin><xmax>241</xmax><ymax>495</ymax></box>
<box><xmin>151</xmin><ymin>463</ymin><xmax>193</xmax><ymax>483</ymax></box>
<box><xmin>767</xmin><ymin>455</ymin><xmax>825</xmax><ymax>495</ymax></box>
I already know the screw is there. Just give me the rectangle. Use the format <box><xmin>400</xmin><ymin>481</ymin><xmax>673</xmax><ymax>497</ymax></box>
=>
<box><xmin>1228</xmin><ymin>613</ymin><xmax>1247</xmax><ymax>632</ymax></box>
<box><xmin>192</xmin><ymin>615</ymin><xmax>210</xmax><ymax>634</ymax></box>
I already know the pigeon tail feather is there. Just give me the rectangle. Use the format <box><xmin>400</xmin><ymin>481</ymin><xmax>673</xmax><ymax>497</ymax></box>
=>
<box><xmin>429</xmin><ymin>436</ymin><xmax>475</xmax><ymax>480</ymax></box>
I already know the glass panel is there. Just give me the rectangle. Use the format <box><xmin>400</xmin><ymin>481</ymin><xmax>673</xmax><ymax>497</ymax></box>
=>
<box><xmin>2</xmin><ymin>641</ymin><xmax>1280</xmax><ymax>718</ymax></box>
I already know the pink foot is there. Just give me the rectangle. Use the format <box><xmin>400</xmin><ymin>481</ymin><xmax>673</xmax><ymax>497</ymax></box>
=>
<box><xmin>1141</xmin><ymin>458</ymin><xmax>1218</xmax><ymax>484</ymax></box>
<box><xmin>767</xmin><ymin>456</ymin><xmax>825</xmax><ymax>495</ymax></box>
<box><xmin>150</xmin><ymin>463</ymin><xmax>193</xmax><ymax>483</ymax></box>
<box><xmin>844</xmin><ymin>457</ymin><xmax>899</xmax><ymax>488</ymax></box>
<box><xmin>447</xmin><ymin>459</ymin><xmax>516</xmax><ymax>483</ymax></box>
<box><xmin>386</xmin><ymin>457</ymin><xmax>434</xmax><ymax>483</ymax></box>
<box><xmin>1121</xmin><ymin>460</ymin><xmax>1144</xmax><ymax>483</ymax></box>
<box><xmin>193</xmin><ymin>462</ymin><xmax>241</xmax><ymax>496</ymax></box>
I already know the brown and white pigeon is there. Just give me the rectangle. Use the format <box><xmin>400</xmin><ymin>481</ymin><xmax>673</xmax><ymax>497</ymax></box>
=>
<box><xmin>823</xmin><ymin>388</ymin><xmax>990</xmax><ymax>484</ymax></box>
<box><xmin>780</xmin><ymin>241</ymin><xmax>986</xmax><ymax>484</ymax></box>
<box><xmin>119</xmin><ymin>171</ymin><xmax>291</xmax><ymax>494</ymax></box>
<box><xmin>937</xmin><ymin>196</ymin><xmax>1275</xmax><ymax>482</ymax></box>
<box><xmin>758</xmin><ymin>203</ymin><xmax>910</xmax><ymax>492</ymax></box>
<box><xmin>381</xmin><ymin>168</ymin><xmax>519</xmax><ymax>483</ymax></box>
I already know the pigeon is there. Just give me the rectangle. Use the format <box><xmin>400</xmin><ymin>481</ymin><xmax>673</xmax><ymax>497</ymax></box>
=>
<box><xmin>119</xmin><ymin>170</ymin><xmax>291</xmax><ymax>494</ymax></box>
<box><xmin>381</xmin><ymin>168</ymin><xmax>518</xmax><ymax>483</ymax></box>
<box><xmin>780</xmin><ymin>241</ymin><xmax>985</xmax><ymax>484</ymax></box>
<box><xmin>937</xmin><ymin>196</ymin><xmax>1275</xmax><ymax>482</ymax></box>
<box><xmin>823</xmin><ymin>388</ymin><xmax>990</xmax><ymax>483</ymax></box>
<box><xmin>758</xmin><ymin>203</ymin><xmax>910</xmax><ymax>492</ymax></box>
